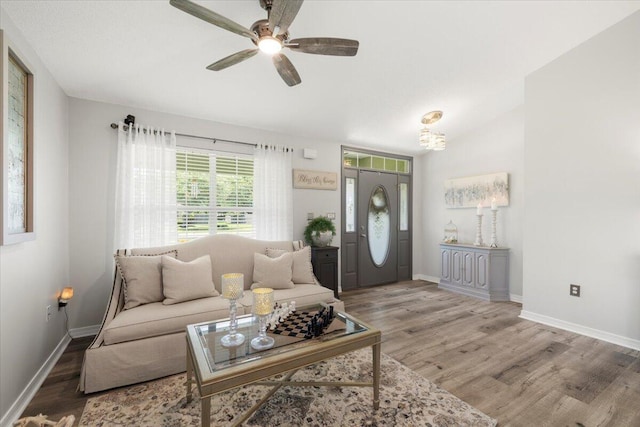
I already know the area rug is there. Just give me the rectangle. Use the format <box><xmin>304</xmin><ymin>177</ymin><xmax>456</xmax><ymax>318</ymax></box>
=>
<box><xmin>80</xmin><ymin>349</ymin><xmax>496</xmax><ymax>426</ymax></box>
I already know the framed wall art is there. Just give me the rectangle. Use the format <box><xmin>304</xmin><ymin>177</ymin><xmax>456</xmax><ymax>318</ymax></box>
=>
<box><xmin>1</xmin><ymin>30</ymin><xmax>35</xmax><ymax>245</ymax></box>
<box><xmin>293</xmin><ymin>169</ymin><xmax>338</xmax><ymax>190</ymax></box>
<box><xmin>444</xmin><ymin>172</ymin><xmax>509</xmax><ymax>208</ymax></box>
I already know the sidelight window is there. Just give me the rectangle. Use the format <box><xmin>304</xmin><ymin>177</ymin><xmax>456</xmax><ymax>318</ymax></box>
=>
<box><xmin>345</xmin><ymin>177</ymin><xmax>356</xmax><ymax>232</ymax></box>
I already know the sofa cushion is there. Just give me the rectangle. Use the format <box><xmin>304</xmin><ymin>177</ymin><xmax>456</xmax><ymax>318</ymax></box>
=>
<box><xmin>162</xmin><ymin>255</ymin><xmax>219</xmax><ymax>305</ymax></box>
<box><xmin>266</xmin><ymin>246</ymin><xmax>316</xmax><ymax>285</ymax></box>
<box><xmin>103</xmin><ymin>297</ymin><xmax>234</xmax><ymax>345</ymax></box>
<box><xmin>239</xmin><ymin>284</ymin><xmax>335</xmax><ymax>310</ymax></box>
<box><xmin>115</xmin><ymin>250</ymin><xmax>177</xmax><ymax>310</ymax></box>
<box><xmin>251</xmin><ymin>252</ymin><xmax>294</xmax><ymax>289</ymax></box>
<box><xmin>131</xmin><ymin>235</ymin><xmax>294</xmax><ymax>292</ymax></box>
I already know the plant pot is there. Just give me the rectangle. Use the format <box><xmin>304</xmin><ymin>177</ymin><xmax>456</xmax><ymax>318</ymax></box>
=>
<box><xmin>311</xmin><ymin>231</ymin><xmax>333</xmax><ymax>247</ymax></box>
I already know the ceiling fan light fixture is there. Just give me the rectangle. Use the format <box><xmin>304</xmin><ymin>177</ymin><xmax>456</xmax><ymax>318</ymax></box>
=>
<box><xmin>258</xmin><ymin>36</ymin><xmax>282</xmax><ymax>54</ymax></box>
<box><xmin>171</xmin><ymin>0</ymin><xmax>359</xmax><ymax>86</ymax></box>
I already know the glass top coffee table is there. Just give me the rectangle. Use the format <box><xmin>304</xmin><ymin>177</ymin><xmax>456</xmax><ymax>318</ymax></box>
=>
<box><xmin>185</xmin><ymin>303</ymin><xmax>381</xmax><ymax>427</ymax></box>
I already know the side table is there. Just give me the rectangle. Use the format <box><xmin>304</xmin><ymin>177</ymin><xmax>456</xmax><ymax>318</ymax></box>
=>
<box><xmin>439</xmin><ymin>243</ymin><xmax>509</xmax><ymax>301</ymax></box>
<box><xmin>310</xmin><ymin>246</ymin><xmax>339</xmax><ymax>299</ymax></box>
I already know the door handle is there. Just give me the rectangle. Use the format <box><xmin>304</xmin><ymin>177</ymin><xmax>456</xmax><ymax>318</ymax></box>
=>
<box><xmin>360</xmin><ymin>233</ymin><xmax>367</xmax><ymax>238</ymax></box>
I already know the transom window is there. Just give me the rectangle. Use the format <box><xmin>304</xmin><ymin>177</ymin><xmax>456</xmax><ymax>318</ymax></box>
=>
<box><xmin>342</xmin><ymin>149</ymin><xmax>411</xmax><ymax>174</ymax></box>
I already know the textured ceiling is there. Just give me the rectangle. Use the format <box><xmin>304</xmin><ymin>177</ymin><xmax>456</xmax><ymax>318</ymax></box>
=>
<box><xmin>2</xmin><ymin>1</ymin><xmax>639</xmax><ymax>154</ymax></box>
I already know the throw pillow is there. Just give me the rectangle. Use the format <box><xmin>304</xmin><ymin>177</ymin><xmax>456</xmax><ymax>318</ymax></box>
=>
<box><xmin>251</xmin><ymin>252</ymin><xmax>294</xmax><ymax>289</ymax></box>
<box><xmin>266</xmin><ymin>246</ymin><xmax>316</xmax><ymax>284</ymax></box>
<box><xmin>114</xmin><ymin>250</ymin><xmax>177</xmax><ymax>310</ymax></box>
<box><xmin>161</xmin><ymin>255</ymin><xmax>219</xmax><ymax>305</ymax></box>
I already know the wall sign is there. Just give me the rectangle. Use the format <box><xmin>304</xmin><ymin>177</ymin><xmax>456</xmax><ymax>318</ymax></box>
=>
<box><xmin>293</xmin><ymin>169</ymin><xmax>338</xmax><ymax>190</ymax></box>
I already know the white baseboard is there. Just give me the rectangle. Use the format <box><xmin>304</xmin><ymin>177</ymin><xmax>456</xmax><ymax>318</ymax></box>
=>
<box><xmin>0</xmin><ymin>334</ymin><xmax>71</xmax><ymax>427</ymax></box>
<box><xmin>520</xmin><ymin>310</ymin><xmax>640</xmax><ymax>351</ymax></box>
<box><xmin>510</xmin><ymin>294</ymin><xmax>523</xmax><ymax>304</ymax></box>
<box><xmin>413</xmin><ymin>274</ymin><xmax>440</xmax><ymax>284</ymax></box>
<box><xmin>70</xmin><ymin>324</ymin><xmax>100</xmax><ymax>338</ymax></box>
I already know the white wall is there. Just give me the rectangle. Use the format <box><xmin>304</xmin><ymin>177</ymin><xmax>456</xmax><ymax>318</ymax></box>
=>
<box><xmin>68</xmin><ymin>98</ymin><xmax>418</xmax><ymax>329</ymax></box>
<box><xmin>411</xmin><ymin>156</ymin><xmax>423</xmax><ymax>280</ymax></box>
<box><xmin>418</xmin><ymin>106</ymin><xmax>525</xmax><ymax>298</ymax></box>
<box><xmin>522</xmin><ymin>11</ymin><xmax>640</xmax><ymax>347</ymax></box>
<box><xmin>0</xmin><ymin>9</ymin><xmax>70</xmax><ymax>425</ymax></box>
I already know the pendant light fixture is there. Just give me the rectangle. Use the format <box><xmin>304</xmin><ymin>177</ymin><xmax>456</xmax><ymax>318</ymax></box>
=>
<box><xmin>419</xmin><ymin>111</ymin><xmax>446</xmax><ymax>151</ymax></box>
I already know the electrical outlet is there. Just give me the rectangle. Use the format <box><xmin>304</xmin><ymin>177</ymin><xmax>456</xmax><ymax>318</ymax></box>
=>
<box><xmin>570</xmin><ymin>284</ymin><xmax>581</xmax><ymax>297</ymax></box>
<box><xmin>46</xmin><ymin>305</ymin><xmax>52</xmax><ymax>322</ymax></box>
<box><xmin>307</xmin><ymin>212</ymin><xmax>314</xmax><ymax>220</ymax></box>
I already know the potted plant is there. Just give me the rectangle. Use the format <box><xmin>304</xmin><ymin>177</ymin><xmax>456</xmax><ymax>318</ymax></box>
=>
<box><xmin>304</xmin><ymin>216</ymin><xmax>336</xmax><ymax>247</ymax></box>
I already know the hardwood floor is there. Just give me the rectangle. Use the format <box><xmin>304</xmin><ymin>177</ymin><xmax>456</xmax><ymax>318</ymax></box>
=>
<box><xmin>20</xmin><ymin>336</ymin><xmax>94</xmax><ymax>423</ymax></box>
<box><xmin>343</xmin><ymin>281</ymin><xmax>640</xmax><ymax>427</ymax></box>
<box><xmin>21</xmin><ymin>281</ymin><xmax>640</xmax><ymax>426</ymax></box>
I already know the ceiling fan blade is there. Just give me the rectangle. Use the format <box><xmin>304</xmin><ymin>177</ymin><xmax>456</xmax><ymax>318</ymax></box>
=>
<box><xmin>206</xmin><ymin>49</ymin><xmax>259</xmax><ymax>71</ymax></box>
<box><xmin>287</xmin><ymin>38</ymin><xmax>359</xmax><ymax>56</ymax></box>
<box><xmin>170</xmin><ymin>0</ymin><xmax>257</xmax><ymax>41</ymax></box>
<box><xmin>272</xmin><ymin>53</ymin><xmax>301</xmax><ymax>87</ymax></box>
<box><xmin>269</xmin><ymin>0</ymin><xmax>304</xmax><ymax>36</ymax></box>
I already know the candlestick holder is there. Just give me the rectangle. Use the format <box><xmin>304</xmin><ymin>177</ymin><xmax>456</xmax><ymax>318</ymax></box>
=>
<box><xmin>220</xmin><ymin>273</ymin><xmax>245</xmax><ymax>348</ymax></box>
<box><xmin>490</xmin><ymin>208</ymin><xmax>498</xmax><ymax>248</ymax></box>
<box><xmin>474</xmin><ymin>214</ymin><xmax>484</xmax><ymax>246</ymax></box>
<box><xmin>251</xmin><ymin>288</ymin><xmax>275</xmax><ymax>350</ymax></box>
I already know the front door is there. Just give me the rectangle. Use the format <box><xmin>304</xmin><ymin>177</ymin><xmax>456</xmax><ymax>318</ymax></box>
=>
<box><xmin>341</xmin><ymin>147</ymin><xmax>412</xmax><ymax>291</ymax></box>
<box><xmin>357</xmin><ymin>170</ymin><xmax>398</xmax><ymax>286</ymax></box>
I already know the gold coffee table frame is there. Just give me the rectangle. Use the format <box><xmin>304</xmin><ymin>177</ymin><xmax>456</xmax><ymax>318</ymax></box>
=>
<box><xmin>185</xmin><ymin>306</ymin><xmax>381</xmax><ymax>427</ymax></box>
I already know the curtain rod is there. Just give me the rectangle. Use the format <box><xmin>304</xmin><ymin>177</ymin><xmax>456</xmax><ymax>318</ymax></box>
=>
<box><xmin>109</xmin><ymin>122</ymin><xmax>257</xmax><ymax>148</ymax></box>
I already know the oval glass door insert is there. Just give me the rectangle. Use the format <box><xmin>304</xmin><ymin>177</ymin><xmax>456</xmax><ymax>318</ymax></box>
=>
<box><xmin>367</xmin><ymin>186</ymin><xmax>390</xmax><ymax>266</ymax></box>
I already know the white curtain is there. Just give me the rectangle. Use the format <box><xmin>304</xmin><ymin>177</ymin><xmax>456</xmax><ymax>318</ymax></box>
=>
<box><xmin>114</xmin><ymin>122</ymin><xmax>177</xmax><ymax>249</ymax></box>
<box><xmin>253</xmin><ymin>144</ymin><xmax>293</xmax><ymax>240</ymax></box>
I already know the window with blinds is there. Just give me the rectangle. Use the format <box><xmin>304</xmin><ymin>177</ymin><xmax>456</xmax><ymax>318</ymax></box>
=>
<box><xmin>176</xmin><ymin>149</ymin><xmax>254</xmax><ymax>242</ymax></box>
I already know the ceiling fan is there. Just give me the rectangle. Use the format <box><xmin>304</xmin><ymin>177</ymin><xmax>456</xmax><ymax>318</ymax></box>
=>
<box><xmin>170</xmin><ymin>0</ymin><xmax>359</xmax><ymax>86</ymax></box>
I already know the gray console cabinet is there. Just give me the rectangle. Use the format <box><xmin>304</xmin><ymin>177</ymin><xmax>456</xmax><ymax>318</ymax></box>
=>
<box><xmin>439</xmin><ymin>243</ymin><xmax>509</xmax><ymax>301</ymax></box>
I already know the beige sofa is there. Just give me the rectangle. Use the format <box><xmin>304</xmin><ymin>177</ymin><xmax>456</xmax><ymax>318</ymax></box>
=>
<box><xmin>79</xmin><ymin>234</ymin><xmax>343</xmax><ymax>393</ymax></box>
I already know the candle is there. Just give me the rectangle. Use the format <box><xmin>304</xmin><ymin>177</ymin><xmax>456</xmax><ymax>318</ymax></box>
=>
<box><xmin>476</xmin><ymin>203</ymin><xmax>483</xmax><ymax>215</ymax></box>
<box><xmin>252</xmin><ymin>288</ymin><xmax>274</xmax><ymax>316</ymax></box>
<box><xmin>491</xmin><ymin>198</ymin><xmax>497</xmax><ymax>210</ymax></box>
<box><xmin>221</xmin><ymin>273</ymin><xmax>244</xmax><ymax>299</ymax></box>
